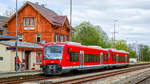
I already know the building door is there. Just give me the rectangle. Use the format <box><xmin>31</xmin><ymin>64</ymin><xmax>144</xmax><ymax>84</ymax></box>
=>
<box><xmin>25</xmin><ymin>51</ymin><xmax>31</xmax><ymax>70</ymax></box>
<box><xmin>100</xmin><ymin>52</ymin><xmax>103</xmax><ymax>64</ymax></box>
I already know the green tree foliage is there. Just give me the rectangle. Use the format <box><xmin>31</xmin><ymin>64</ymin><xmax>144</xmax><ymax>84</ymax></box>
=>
<box><xmin>138</xmin><ymin>44</ymin><xmax>150</xmax><ymax>62</ymax></box>
<box><xmin>95</xmin><ymin>26</ymin><xmax>110</xmax><ymax>48</ymax></box>
<box><xmin>72</xmin><ymin>22</ymin><xmax>102</xmax><ymax>46</ymax></box>
<box><xmin>129</xmin><ymin>50</ymin><xmax>136</xmax><ymax>58</ymax></box>
<box><xmin>114</xmin><ymin>40</ymin><xmax>128</xmax><ymax>51</ymax></box>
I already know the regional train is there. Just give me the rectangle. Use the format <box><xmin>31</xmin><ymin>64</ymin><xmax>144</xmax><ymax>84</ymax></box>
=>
<box><xmin>40</xmin><ymin>42</ymin><xmax>129</xmax><ymax>75</ymax></box>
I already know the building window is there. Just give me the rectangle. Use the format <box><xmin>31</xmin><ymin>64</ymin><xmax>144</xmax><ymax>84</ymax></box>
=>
<box><xmin>67</xmin><ymin>35</ymin><xmax>69</xmax><ymax>41</ymax></box>
<box><xmin>24</xmin><ymin>18</ymin><xmax>27</xmax><ymax>26</ymax></box>
<box><xmin>36</xmin><ymin>53</ymin><xmax>42</xmax><ymax>64</ymax></box>
<box><xmin>31</xmin><ymin>17</ymin><xmax>35</xmax><ymax>25</ymax></box>
<box><xmin>18</xmin><ymin>34</ymin><xmax>23</xmax><ymax>42</ymax></box>
<box><xmin>63</xmin><ymin>35</ymin><xmax>65</xmax><ymax>42</ymax></box>
<box><xmin>0</xmin><ymin>57</ymin><xmax>3</xmax><ymax>61</ymax></box>
<box><xmin>57</xmin><ymin>34</ymin><xmax>60</xmax><ymax>42</ymax></box>
<box><xmin>55</xmin><ymin>33</ymin><xmax>59</xmax><ymax>42</ymax></box>
<box><xmin>24</xmin><ymin>17</ymin><xmax>35</xmax><ymax>26</ymax></box>
<box><xmin>54</xmin><ymin>33</ymin><xmax>57</xmax><ymax>42</ymax></box>
<box><xmin>36</xmin><ymin>34</ymin><xmax>41</xmax><ymax>43</ymax></box>
<box><xmin>60</xmin><ymin>35</ymin><xmax>62</xmax><ymax>42</ymax></box>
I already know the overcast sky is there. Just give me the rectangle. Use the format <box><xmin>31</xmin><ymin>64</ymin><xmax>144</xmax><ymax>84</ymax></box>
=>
<box><xmin>0</xmin><ymin>0</ymin><xmax>150</xmax><ymax>46</ymax></box>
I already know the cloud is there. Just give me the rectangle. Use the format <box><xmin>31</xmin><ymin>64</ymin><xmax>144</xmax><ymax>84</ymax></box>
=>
<box><xmin>0</xmin><ymin>3</ymin><xmax>8</xmax><ymax>15</ymax></box>
<box><xmin>2</xmin><ymin>0</ymin><xmax>150</xmax><ymax>46</ymax></box>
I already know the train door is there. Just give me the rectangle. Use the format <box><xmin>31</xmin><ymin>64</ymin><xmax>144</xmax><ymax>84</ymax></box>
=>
<box><xmin>100</xmin><ymin>52</ymin><xmax>103</xmax><ymax>64</ymax></box>
<box><xmin>80</xmin><ymin>51</ymin><xmax>84</xmax><ymax>67</ymax></box>
<box><xmin>125</xmin><ymin>55</ymin><xmax>127</xmax><ymax>63</ymax></box>
<box><xmin>116</xmin><ymin>54</ymin><xmax>119</xmax><ymax>64</ymax></box>
<box><xmin>113</xmin><ymin>53</ymin><xmax>117</xmax><ymax>64</ymax></box>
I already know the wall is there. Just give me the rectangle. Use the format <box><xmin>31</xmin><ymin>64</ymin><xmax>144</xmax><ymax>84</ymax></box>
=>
<box><xmin>0</xmin><ymin>44</ymin><xmax>42</xmax><ymax>72</ymax></box>
<box><xmin>7</xmin><ymin>4</ymin><xmax>70</xmax><ymax>43</ymax></box>
<box><xmin>0</xmin><ymin>44</ymin><xmax>12</xmax><ymax>71</ymax></box>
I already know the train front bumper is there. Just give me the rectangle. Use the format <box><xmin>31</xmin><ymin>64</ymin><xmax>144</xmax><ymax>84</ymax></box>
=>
<box><xmin>41</xmin><ymin>64</ymin><xmax>62</xmax><ymax>75</ymax></box>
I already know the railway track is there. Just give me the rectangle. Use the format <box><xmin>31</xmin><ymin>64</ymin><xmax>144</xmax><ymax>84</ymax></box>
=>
<box><xmin>0</xmin><ymin>63</ymin><xmax>149</xmax><ymax>84</ymax></box>
<box><xmin>136</xmin><ymin>75</ymin><xmax>150</xmax><ymax>84</ymax></box>
<box><xmin>0</xmin><ymin>75</ymin><xmax>55</xmax><ymax>84</ymax></box>
<box><xmin>52</xmin><ymin>64</ymin><xmax>150</xmax><ymax>84</ymax></box>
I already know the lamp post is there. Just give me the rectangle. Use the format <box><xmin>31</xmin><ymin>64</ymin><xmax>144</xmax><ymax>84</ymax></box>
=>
<box><xmin>69</xmin><ymin>0</ymin><xmax>72</xmax><ymax>41</ymax></box>
<box><xmin>15</xmin><ymin>0</ymin><xmax>18</xmax><ymax>73</ymax></box>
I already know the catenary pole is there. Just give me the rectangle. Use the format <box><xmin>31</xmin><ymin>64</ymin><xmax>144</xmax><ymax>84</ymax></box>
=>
<box><xmin>69</xmin><ymin>0</ymin><xmax>72</xmax><ymax>41</ymax></box>
<box><xmin>15</xmin><ymin>0</ymin><xmax>18</xmax><ymax>73</ymax></box>
<box><xmin>113</xmin><ymin>20</ymin><xmax>118</xmax><ymax>48</ymax></box>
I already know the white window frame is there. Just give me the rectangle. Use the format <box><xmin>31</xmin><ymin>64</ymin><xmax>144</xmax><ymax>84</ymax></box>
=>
<box><xmin>36</xmin><ymin>34</ymin><xmax>41</xmax><ymax>43</ymax></box>
<box><xmin>23</xmin><ymin>17</ymin><xmax>35</xmax><ymax>26</ymax></box>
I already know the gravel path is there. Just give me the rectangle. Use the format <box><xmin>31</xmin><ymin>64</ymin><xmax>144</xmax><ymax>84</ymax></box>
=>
<box><xmin>84</xmin><ymin>68</ymin><xmax>150</xmax><ymax>84</ymax></box>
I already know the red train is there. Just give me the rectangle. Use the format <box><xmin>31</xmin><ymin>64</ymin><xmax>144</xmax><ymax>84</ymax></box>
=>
<box><xmin>40</xmin><ymin>42</ymin><xmax>129</xmax><ymax>75</ymax></box>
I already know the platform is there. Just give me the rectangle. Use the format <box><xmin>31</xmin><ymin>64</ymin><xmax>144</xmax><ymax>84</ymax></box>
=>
<box><xmin>0</xmin><ymin>70</ymin><xmax>42</xmax><ymax>79</ymax></box>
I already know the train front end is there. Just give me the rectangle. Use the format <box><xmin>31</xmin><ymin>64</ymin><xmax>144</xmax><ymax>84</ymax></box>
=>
<box><xmin>40</xmin><ymin>43</ymin><xmax>64</xmax><ymax>75</ymax></box>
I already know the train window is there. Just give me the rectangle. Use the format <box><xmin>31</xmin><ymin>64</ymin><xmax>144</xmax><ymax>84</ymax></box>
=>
<box><xmin>119</xmin><ymin>56</ymin><xmax>121</xmax><ymax>62</ymax></box>
<box><xmin>85</xmin><ymin>54</ymin><xmax>99</xmax><ymax>63</ymax></box>
<box><xmin>70</xmin><ymin>52</ymin><xmax>79</xmax><ymax>62</ymax></box>
<box><xmin>108</xmin><ymin>51</ymin><xmax>110</xmax><ymax>56</ymax></box>
<box><xmin>127</xmin><ymin>55</ymin><xmax>129</xmax><ymax>61</ymax></box>
<box><xmin>119</xmin><ymin>56</ymin><xmax>125</xmax><ymax>62</ymax></box>
<box><xmin>67</xmin><ymin>48</ymin><xmax>69</xmax><ymax>55</ymax></box>
<box><xmin>113</xmin><ymin>55</ymin><xmax>116</xmax><ymax>61</ymax></box>
<box><xmin>103</xmin><ymin>54</ymin><xmax>108</xmax><ymax>61</ymax></box>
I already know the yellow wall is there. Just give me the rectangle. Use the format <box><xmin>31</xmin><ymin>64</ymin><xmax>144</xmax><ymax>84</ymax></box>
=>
<box><xmin>0</xmin><ymin>44</ymin><xmax>12</xmax><ymax>71</ymax></box>
<box><xmin>0</xmin><ymin>44</ymin><xmax>41</xmax><ymax>72</ymax></box>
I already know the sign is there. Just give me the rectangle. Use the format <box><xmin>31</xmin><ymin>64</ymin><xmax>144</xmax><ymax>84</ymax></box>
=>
<box><xmin>24</xmin><ymin>27</ymin><xmax>34</xmax><ymax>30</ymax></box>
<box><xmin>6</xmin><ymin>47</ymin><xmax>16</xmax><ymax>50</ymax></box>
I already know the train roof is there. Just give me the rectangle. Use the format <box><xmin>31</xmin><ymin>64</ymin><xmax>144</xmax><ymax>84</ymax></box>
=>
<box><xmin>44</xmin><ymin>42</ymin><xmax>129</xmax><ymax>53</ymax></box>
<box><xmin>107</xmin><ymin>48</ymin><xmax>129</xmax><ymax>54</ymax></box>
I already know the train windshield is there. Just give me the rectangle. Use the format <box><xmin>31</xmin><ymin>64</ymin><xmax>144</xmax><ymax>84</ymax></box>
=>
<box><xmin>44</xmin><ymin>45</ymin><xmax>64</xmax><ymax>59</ymax></box>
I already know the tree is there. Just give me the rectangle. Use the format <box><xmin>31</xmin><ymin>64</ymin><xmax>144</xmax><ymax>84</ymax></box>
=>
<box><xmin>72</xmin><ymin>22</ymin><xmax>102</xmax><ymax>46</ymax></box>
<box><xmin>129</xmin><ymin>50</ymin><xmax>136</xmax><ymax>58</ymax></box>
<box><xmin>114</xmin><ymin>40</ymin><xmax>128</xmax><ymax>51</ymax></box>
<box><xmin>95</xmin><ymin>26</ymin><xmax>110</xmax><ymax>48</ymax></box>
<box><xmin>137</xmin><ymin>44</ymin><xmax>150</xmax><ymax>62</ymax></box>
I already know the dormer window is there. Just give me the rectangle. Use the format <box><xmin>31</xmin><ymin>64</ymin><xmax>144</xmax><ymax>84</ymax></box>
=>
<box><xmin>24</xmin><ymin>17</ymin><xmax>35</xmax><ymax>26</ymax></box>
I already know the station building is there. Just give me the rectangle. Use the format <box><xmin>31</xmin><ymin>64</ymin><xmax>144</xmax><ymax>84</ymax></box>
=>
<box><xmin>0</xmin><ymin>41</ymin><xmax>42</xmax><ymax>71</ymax></box>
<box><xmin>0</xmin><ymin>1</ymin><xmax>72</xmax><ymax>72</ymax></box>
<box><xmin>2</xmin><ymin>1</ymin><xmax>71</xmax><ymax>43</ymax></box>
